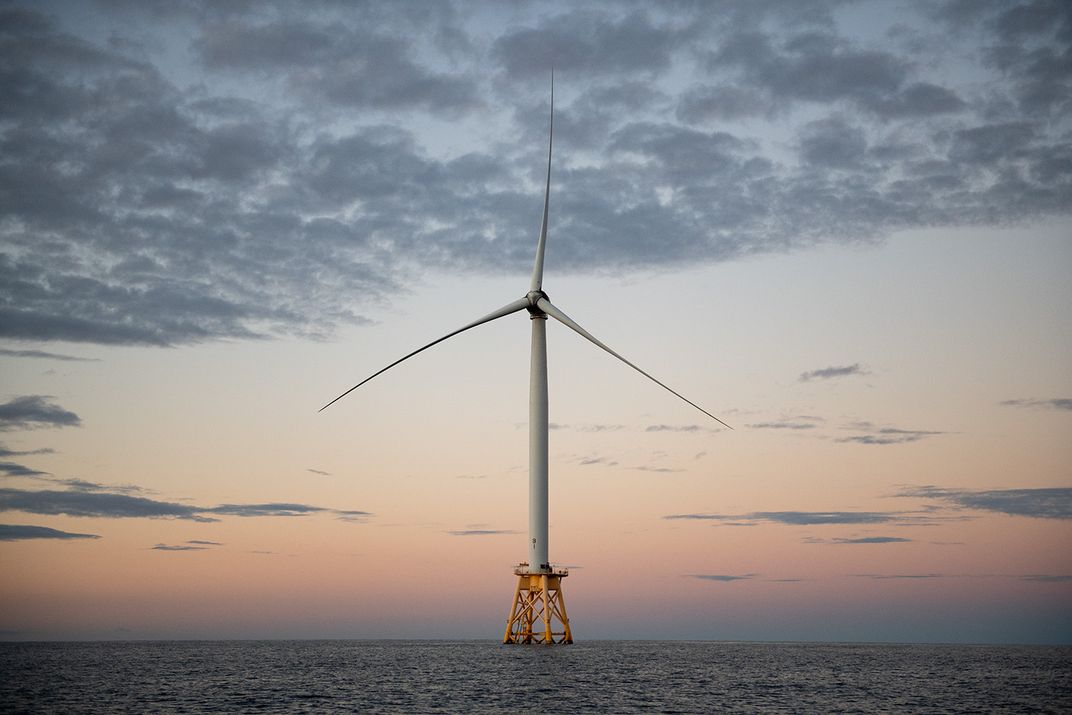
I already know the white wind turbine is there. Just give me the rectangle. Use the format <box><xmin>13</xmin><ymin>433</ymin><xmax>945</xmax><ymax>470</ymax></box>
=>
<box><xmin>321</xmin><ymin>76</ymin><xmax>730</xmax><ymax>644</ymax></box>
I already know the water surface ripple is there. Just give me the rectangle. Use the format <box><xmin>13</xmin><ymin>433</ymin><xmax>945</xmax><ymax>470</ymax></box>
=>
<box><xmin>1</xmin><ymin>640</ymin><xmax>1069</xmax><ymax>713</ymax></box>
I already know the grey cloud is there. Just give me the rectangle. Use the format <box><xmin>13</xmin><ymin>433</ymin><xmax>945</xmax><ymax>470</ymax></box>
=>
<box><xmin>1000</xmin><ymin>398</ymin><xmax>1072</xmax><ymax>411</ymax></box>
<box><xmin>854</xmin><ymin>573</ymin><xmax>942</xmax><ymax>580</ymax></box>
<box><xmin>631</xmin><ymin>465</ymin><xmax>684</xmax><ymax>473</ymax></box>
<box><xmin>492</xmin><ymin>10</ymin><xmax>682</xmax><ymax>80</ymax></box>
<box><xmin>0</xmin><ymin>348</ymin><xmax>98</xmax><ymax>361</ymax></box>
<box><xmin>0</xmin><ymin>461</ymin><xmax>49</xmax><ymax>477</ymax></box>
<box><xmin>609</xmin><ymin>122</ymin><xmax>754</xmax><ymax>181</ymax></box>
<box><xmin>983</xmin><ymin>2</ymin><xmax>1072</xmax><ymax>116</ymax></box>
<box><xmin>827</xmin><ymin>536</ymin><xmax>912</xmax><ymax>544</ymax></box>
<box><xmin>0</xmin><ymin>488</ymin><xmax>209</xmax><ymax>520</ymax></box>
<box><xmin>195</xmin><ymin>17</ymin><xmax>478</xmax><ymax>114</ymax></box>
<box><xmin>577</xmin><ymin>424</ymin><xmax>625</xmax><ymax>433</ymax></box>
<box><xmin>1</xmin><ymin>4</ymin><xmax>1069</xmax><ymax>348</ymax></box>
<box><xmin>581</xmin><ymin>81</ymin><xmax>668</xmax><ymax>114</ymax></box>
<box><xmin>207</xmin><ymin>503</ymin><xmax>327</xmax><ymax>517</ymax></box>
<box><xmin>0</xmin><ymin>444</ymin><xmax>54</xmax><ymax>458</ymax></box>
<box><xmin>899</xmin><ymin>486</ymin><xmax>1072</xmax><ymax>519</ymax></box>
<box><xmin>645</xmin><ymin>424</ymin><xmax>706</xmax><ymax>433</ymax></box>
<box><xmin>666</xmin><ymin>511</ymin><xmax>907</xmax><ymax>525</ymax></box>
<box><xmin>748</xmin><ymin>421</ymin><xmax>816</xmax><ymax>430</ymax></box>
<box><xmin>991</xmin><ymin>1</ymin><xmax>1070</xmax><ymax>41</ymax></box>
<box><xmin>836</xmin><ymin>434</ymin><xmax>934</xmax><ymax>445</ymax></box>
<box><xmin>707</xmin><ymin>26</ymin><xmax>966</xmax><ymax>120</ymax></box>
<box><xmin>949</xmin><ymin>122</ymin><xmax>1038</xmax><ymax>166</ymax></box>
<box><xmin>862</xmin><ymin>82</ymin><xmax>966</xmax><ymax>118</ymax></box>
<box><xmin>928</xmin><ymin>1</ymin><xmax>1000</xmax><ymax>26</ymax></box>
<box><xmin>800</xmin><ymin>363</ymin><xmax>868</xmax><ymax>381</ymax></box>
<box><xmin>447</xmin><ymin>529</ymin><xmax>519</xmax><ymax>536</ymax></box>
<box><xmin>799</xmin><ymin>118</ymin><xmax>869</xmax><ymax>169</ymax></box>
<box><xmin>0</xmin><ymin>396</ymin><xmax>81</xmax><ymax>431</ymax></box>
<box><xmin>709</xmin><ymin>30</ymin><xmax>908</xmax><ymax>109</ymax></box>
<box><xmin>306</xmin><ymin>468</ymin><xmax>331</xmax><ymax>476</ymax></box>
<box><xmin>47</xmin><ymin>478</ymin><xmax>146</xmax><ymax>495</ymax></box>
<box><xmin>186</xmin><ymin>539</ymin><xmax>222</xmax><ymax>546</ymax></box>
<box><xmin>0</xmin><ymin>12</ymin><xmax>389</xmax><ymax>346</ymax></box>
<box><xmin>550</xmin><ymin>423</ymin><xmax>624</xmax><ymax>433</ymax></box>
<box><xmin>836</xmin><ymin>425</ymin><xmax>944</xmax><ymax>445</ymax></box>
<box><xmin>0</xmin><ymin>523</ymin><xmax>100</xmax><ymax>540</ymax></box>
<box><xmin>0</xmin><ymin>487</ymin><xmax>369</xmax><ymax>522</ymax></box>
<box><xmin>689</xmin><ymin>574</ymin><xmax>754</xmax><ymax>582</ymax></box>
<box><xmin>676</xmin><ymin>83</ymin><xmax>778</xmax><ymax>122</ymax></box>
<box><xmin>754</xmin><ymin>511</ymin><xmax>901</xmax><ymax>525</ymax></box>
<box><xmin>335</xmin><ymin>510</ymin><xmax>372</xmax><ymax>522</ymax></box>
<box><xmin>152</xmin><ymin>543</ymin><xmax>206</xmax><ymax>551</ymax></box>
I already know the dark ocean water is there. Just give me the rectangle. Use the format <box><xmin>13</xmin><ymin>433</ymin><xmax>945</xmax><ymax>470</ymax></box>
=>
<box><xmin>1</xmin><ymin>640</ymin><xmax>1069</xmax><ymax>713</ymax></box>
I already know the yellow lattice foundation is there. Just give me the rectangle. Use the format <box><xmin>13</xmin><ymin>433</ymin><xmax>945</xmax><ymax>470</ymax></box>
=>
<box><xmin>503</xmin><ymin>564</ymin><xmax>573</xmax><ymax>644</ymax></box>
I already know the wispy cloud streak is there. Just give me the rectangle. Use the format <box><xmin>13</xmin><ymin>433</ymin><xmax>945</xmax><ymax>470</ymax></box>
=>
<box><xmin>853</xmin><ymin>573</ymin><xmax>943</xmax><ymax>580</ymax></box>
<box><xmin>0</xmin><ymin>348</ymin><xmax>98</xmax><ymax>362</ymax></box>
<box><xmin>0</xmin><ymin>524</ymin><xmax>100</xmax><ymax>541</ymax></box>
<box><xmin>645</xmin><ymin>424</ymin><xmax>711</xmax><ymax>433</ymax></box>
<box><xmin>668</xmin><ymin>511</ymin><xmax>902</xmax><ymax>525</ymax></box>
<box><xmin>799</xmin><ymin>364</ymin><xmax>868</xmax><ymax>382</ymax></box>
<box><xmin>0</xmin><ymin>487</ymin><xmax>371</xmax><ymax>522</ymax></box>
<box><xmin>748</xmin><ymin>421</ymin><xmax>816</xmax><ymax>430</ymax></box>
<box><xmin>689</xmin><ymin>574</ymin><xmax>755</xmax><ymax>582</ymax></box>
<box><xmin>0</xmin><ymin>444</ymin><xmax>55</xmax><ymax>458</ymax></box>
<box><xmin>0</xmin><ymin>396</ymin><xmax>81</xmax><ymax>431</ymax></box>
<box><xmin>0</xmin><ymin>461</ymin><xmax>50</xmax><ymax>477</ymax></box>
<box><xmin>1000</xmin><ymin>398</ymin><xmax>1072</xmax><ymax>411</ymax></box>
<box><xmin>152</xmin><ymin>544</ymin><xmax>207</xmax><ymax>551</ymax></box>
<box><xmin>809</xmin><ymin>536</ymin><xmax>912</xmax><ymax>544</ymax></box>
<box><xmin>836</xmin><ymin>423</ymin><xmax>945</xmax><ymax>445</ymax></box>
<box><xmin>898</xmin><ymin>486</ymin><xmax>1072</xmax><ymax>520</ymax></box>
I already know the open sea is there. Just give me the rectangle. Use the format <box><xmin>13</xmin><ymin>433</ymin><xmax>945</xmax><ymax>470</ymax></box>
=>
<box><xmin>1</xmin><ymin>640</ymin><xmax>1069</xmax><ymax>713</ymax></box>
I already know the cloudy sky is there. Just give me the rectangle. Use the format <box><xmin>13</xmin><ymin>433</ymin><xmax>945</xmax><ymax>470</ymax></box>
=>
<box><xmin>1</xmin><ymin>0</ymin><xmax>1069</xmax><ymax>643</ymax></box>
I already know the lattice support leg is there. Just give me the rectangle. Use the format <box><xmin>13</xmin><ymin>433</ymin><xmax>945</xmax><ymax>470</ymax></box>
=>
<box><xmin>503</xmin><ymin>567</ymin><xmax>573</xmax><ymax>644</ymax></box>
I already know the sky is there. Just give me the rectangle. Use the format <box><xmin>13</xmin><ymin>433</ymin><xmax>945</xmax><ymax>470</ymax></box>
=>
<box><xmin>1</xmin><ymin>0</ymin><xmax>1070</xmax><ymax>644</ymax></box>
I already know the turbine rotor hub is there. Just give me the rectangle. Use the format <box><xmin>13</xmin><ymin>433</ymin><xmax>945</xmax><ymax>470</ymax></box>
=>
<box><xmin>526</xmin><ymin>290</ymin><xmax>549</xmax><ymax>317</ymax></box>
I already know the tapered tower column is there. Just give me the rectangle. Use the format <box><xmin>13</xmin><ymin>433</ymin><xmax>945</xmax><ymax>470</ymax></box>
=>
<box><xmin>528</xmin><ymin>313</ymin><xmax>549</xmax><ymax>571</ymax></box>
<box><xmin>504</xmin><ymin>310</ymin><xmax>571</xmax><ymax>645</ymax></box>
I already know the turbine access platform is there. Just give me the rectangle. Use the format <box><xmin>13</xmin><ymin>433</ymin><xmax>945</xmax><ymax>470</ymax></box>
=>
<box><xmin>503</xmin><ymin>563</ymin><xmax>572</xmax><ymax>644</ymax></box>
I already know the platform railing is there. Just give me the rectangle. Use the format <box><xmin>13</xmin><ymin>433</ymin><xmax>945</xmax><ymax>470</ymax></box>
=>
<box><xmin>513</xmin><ymin>561</ymin><xmax>569</xmax><ymax>577</ymax></box>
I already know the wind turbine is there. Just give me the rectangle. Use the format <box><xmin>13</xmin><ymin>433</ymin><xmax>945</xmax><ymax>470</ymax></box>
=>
<box><xmin>321</xmin><ymin>76</ymin><xmax>730</xmax><ymax>644</ymax></box>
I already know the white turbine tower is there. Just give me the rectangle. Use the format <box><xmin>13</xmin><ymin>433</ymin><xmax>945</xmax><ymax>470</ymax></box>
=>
<box><xmin>321</xmin><ymin>76</ymin><xmax>730</xmax><ymax>644</ymax></box>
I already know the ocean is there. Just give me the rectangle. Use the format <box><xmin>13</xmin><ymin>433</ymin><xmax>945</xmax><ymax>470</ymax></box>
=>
<box><xmin>1</xmin><ymin>640</ymin><xmax>1069</xmax><ymax>713</ymax></box>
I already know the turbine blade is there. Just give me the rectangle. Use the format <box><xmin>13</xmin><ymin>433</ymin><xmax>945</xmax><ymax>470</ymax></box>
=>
<box><xmin>529</xmin><ymin>70</ymin><xmax>554</xmax><ymax>292</ymax></box>
<box><xmin>536</xmin><ymin>297</ymin><xmax>732</xmax><ymax>430</ymax></box>
<box><xmin>320</xmin><ymin>297</ymin><xmax>531</xmax><ymax>412</ymax></box>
